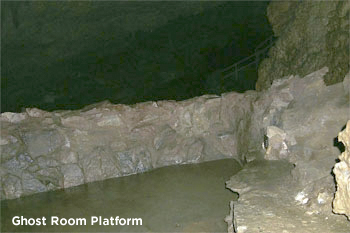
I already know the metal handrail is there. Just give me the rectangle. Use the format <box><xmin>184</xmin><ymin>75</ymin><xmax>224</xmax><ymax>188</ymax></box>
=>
<box><xmin>221</xmin><ymin>53</ymin><xmax>256</xmax><ymax>73</ymax></box>
<box><xmin>254</xmin><ymin>35</ymin><xmax>274</xmax><ymax>53</ymax></box>
<box><xmin>219</xmin><ymin>35</ymin><xmax>276</xmax><ymax>88</ymax></box>
<box><xmin>222</xmin><ymin>61</ymin><xmax>256</xmax><ymax>80</ymax></box>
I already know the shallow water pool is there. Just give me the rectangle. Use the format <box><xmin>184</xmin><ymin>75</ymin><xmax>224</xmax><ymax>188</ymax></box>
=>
<box><xmin>1</xmin><ymin>158</ymin><xmax>241</xmax><ymax>232</ymax></box>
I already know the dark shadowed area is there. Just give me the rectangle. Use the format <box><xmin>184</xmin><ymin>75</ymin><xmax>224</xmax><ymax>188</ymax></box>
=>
<box><xmin>1</xmin><ymin>1</ymin><xmax>272</xmax><ymax>112</ymax></box>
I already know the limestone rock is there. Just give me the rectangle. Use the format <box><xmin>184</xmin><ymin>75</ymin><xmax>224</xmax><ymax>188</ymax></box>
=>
<box><xmin>333</xmin><ymin>120</ymin><xmax>350</xmax><ymax>220</ymax></box>
<box><xmin>264</xmin><ymin>126</ymin><xmax>289</xmax><ymax>160</ymax></box>
<box><xmin>0</xmin><ymin>91</ymin><xmax>255</xmax><ymax>199</ymax></box>
<box><xmin>21</xmin><ymin>172</ymin><xmax>47</xmax><ymax>194</ymax></box>
<box><xmin>0</xmin><ymin>112</ymin><xmax>27</xmax><ymax>123</ymax></box>
<box><xmin>0</xmin><ymin>67</ymin><xmax>348</xmax><ymax>202</ymax></box>
<box><xmin>79</xmin><ymin>147</ymin><xmax>120</xmax><ymax>183</ymax></box>
<box><xmin>257</xmin><ymin>1</ymin><xmax>349</xmax><ymax>90</ymax></box>
<box><xmin>2</xmin><ymin>175</ymin><xmax>23</xmax><ymax>199</ymax></box>
<box><xmin>226</xmin><ymin>160</ymin><xmax>350</xmax><ymax>233</ymax></box>
<box><xmin>25</xmin><ymin>108</ymin><xmax>50</xmax><ymax>118</ymax></box>
<box><xmin>35</xmin><ymin>172</ymin><xmax>61</xmax><ymax>190</ymax></box>
<box><xmin>61</xmin><ymin>164</ymin><xmax>84</xmax><ymax>188</ymax></box>
<box><xmin>23</xmin><ymin>129</ymin><xmax>63</xmax><ymax>158</ymax></box>
<box><xmin>257</xmin><ymin>68</ymin><xmax>349</xmax><ymax>185</ymax></box>
<box><xmin>225</xmin><ymin>68</ymin><xmax>350</xmax><ymax>231</ymax></box>
<box><xmin>59</xmin><ymin>149</ymin><xmax>78</xmax><ymax>164</ymax></box>
<box><xmin>115</xmin><ymin>147</ymin><xmax>152</xmax><ymax>175</ymax></box>
<box><xmin>344</xmin><ymin>72</ymin><xmax>350</xmax><ymax>96</ymax></box>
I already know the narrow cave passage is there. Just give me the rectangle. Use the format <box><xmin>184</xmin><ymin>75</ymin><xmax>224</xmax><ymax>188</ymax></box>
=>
<box><xmin>1</xmin><ymin>1</ymin><xmax>273</xmax><ymax>113</ymax></box>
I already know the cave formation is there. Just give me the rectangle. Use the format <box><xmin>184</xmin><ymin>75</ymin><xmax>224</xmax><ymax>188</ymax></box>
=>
<box><xmin>1</xmin><ymin>1</ymin><xmax>349</xmax><ymax>232</ymax></box>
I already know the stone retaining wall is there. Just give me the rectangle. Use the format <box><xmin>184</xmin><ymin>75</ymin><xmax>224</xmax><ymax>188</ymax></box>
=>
<box><xmin>0</xmin><ymin>92</ymin><xmax>257</xmax><ymax>199</ymax></box>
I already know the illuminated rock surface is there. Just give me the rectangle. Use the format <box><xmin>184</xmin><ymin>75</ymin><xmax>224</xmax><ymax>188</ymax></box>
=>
<box><xmin>226</xmin><ymin>160</ymin><xmax>349</xmax><ymax>233</ymax></box>
<box><xmin>0</xmin><ymin>93</ymin><xmax>256</xmax><ymax>199</ymax></box>
<box><xmin>226</xmin><ymin>69</ymin><xmax>350</xmax><ymax>232</ymax></box>
<box><xmin>1</xmin><ymin>67</ymin><xmax>349</xmax><ymax>232</ymax></box>
<box><xmin>333</xmin><ymin>120</ymin><xmax>350</xmax><ymax>220</ymax></box>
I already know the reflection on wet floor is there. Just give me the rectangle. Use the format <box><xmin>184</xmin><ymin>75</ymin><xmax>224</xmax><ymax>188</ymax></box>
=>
<box><xmin>1</xmin><ymin>158</ymin><xmax>241</xmax><ymax>232</ymax></box>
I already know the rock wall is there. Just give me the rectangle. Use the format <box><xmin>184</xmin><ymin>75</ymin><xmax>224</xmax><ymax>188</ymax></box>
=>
<box><xmin>225</xmin><ymin>68</ymin><xmax>350</xmax><ymax>232</ymax></box>
<box><xmin>1</xmin><ymin>67</ymin><xmax>349</xmax><ymax>205</ymax></box>
<box><xmin>258</xmin><ymin>67</ymin><xmax>349</xmax><ymax>215</ymax></box>
<box><xmin>0</xmin><ymin>93</ymin><xmax>257</xmax><ymax>199</ymax></box>
<box><xmin>333</xmin><ymin>120</ymin><xmax>350</xmax><ymax>220</ymax></box>
<box><xmin>257</xmin><ymin>1</ymin><xmax>350</xmax><ymax>90</ymax></box>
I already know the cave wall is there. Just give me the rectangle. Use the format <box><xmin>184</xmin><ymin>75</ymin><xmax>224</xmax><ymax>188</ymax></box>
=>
<box><xmin>256</xmin><ymin>1</ymin><xmax>350</xmax><ymax>90</ymax></box>
<box><xmin>258</xmin><ymin>68</ymin><xmax>349</xmax><ymax>216</ymax></box>
<box><xmin>225</xmin><ymin>68</ymin><xmax>349</xmax><ymax>233</ymax></box>
<box><xmin>1</xmin><ymin>67</ymin><xmax>348</xmax><ymax>204</ymax></box>
<box><xmin>243</xmin><ymin>0</ymin><xmax>350</xmax><ymax>223</ymax></box>
<box><xmin>1</xmin><ymin>3</ymin><xmax>349</xmax><ymax>220</ymax></box>
<box><xmin>0</xmin><ymin>92</ymin><xmax>257</xmax><ymax>199</ymax></box>
<box><xmin>333</xmin><ymin>120</ymin><xmax>350</xmax><ymax>220</ymax></box>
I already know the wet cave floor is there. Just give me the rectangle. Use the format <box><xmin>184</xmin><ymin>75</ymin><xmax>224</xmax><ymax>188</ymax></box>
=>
<box><xmin>1</xmin><ymin>159</ymin><xmax>241</xmax><ymax>232</ymax></box>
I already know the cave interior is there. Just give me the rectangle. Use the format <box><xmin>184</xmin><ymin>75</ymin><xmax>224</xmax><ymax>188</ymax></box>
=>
<box><xmin>1</xmin><ymin>1</ymin><xmax>272</xmax><ymax>112</ymax></box>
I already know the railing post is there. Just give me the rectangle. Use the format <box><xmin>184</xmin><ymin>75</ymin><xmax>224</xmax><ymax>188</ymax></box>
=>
<box><xmin>235</xmin><ymin>64</ymin><xmax>238</xmax><ymax>81</ymax></box>
<box><xmin>220</xmin><ymin>70</ymin><xmax>223</xmax><ymax>93</ymax></box>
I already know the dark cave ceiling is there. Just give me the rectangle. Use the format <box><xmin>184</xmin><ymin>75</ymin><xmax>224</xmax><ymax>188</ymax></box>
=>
<box><xmin>1</xmin><ymin>1</ymin><xmax>273</xmax><ymax>113</ymax></box>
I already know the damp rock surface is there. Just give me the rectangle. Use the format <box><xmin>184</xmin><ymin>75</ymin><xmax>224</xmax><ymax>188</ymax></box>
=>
<box><xmin>1</xmin><ymin>67</ymin><xmax>349</xmax><ymax>203</ymax></box>
<box><xmin>257</xmin><ymin>1</ymin><xmax>349</xmax><ymax>90</ymax></box>
<box><xmin>226</xmin><ymin>160</ymin><xmax>350</xmax><ymax>233</ymax></box>
<box><xmin>257</xmin><ymin>68</ymin><xmax>350</xmax><ymax>217</ymax></box>
<box><xmin>333</xmin><ymin>120</ymin><xmax>350</xmax><ymax>220</ymax></box>
<box><xmin>1</xmin><ymin>93</ymin><xmax>256</xmax><ymax>199</ymax></box>
<box><xmin>226</xmin><ymin>68</ymin><xmax>350</xmax><ymax>232</ymax></box>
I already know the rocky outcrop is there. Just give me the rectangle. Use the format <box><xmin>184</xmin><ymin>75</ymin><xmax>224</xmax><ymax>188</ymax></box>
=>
<box><xmin>226</xmin><ymin>160</ymin><xmax>350</xmax><ymax>233</ymax></box>
<box><xmin>257</xmin><ymin>1</ymin><xmax>349</xmax><ymax>90</ymax></box>
<box><xmin>0</xmin><ymin>93</ymin><xmax>257</xmax><ymax>199</ymax></box>
<box><xmin>259</xmin><ymin>68</ymin><xmax>349</xmax><ymax>216</ymax></box>
<box><xmin>226</xmin><ymin>68</ymin><xmax>350</xmax><ymax>232</ymax></box>
<box><xmin>333</xmin><ymin>120</ymin><xmax>350</xmax><ymax>220</ymax></box>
